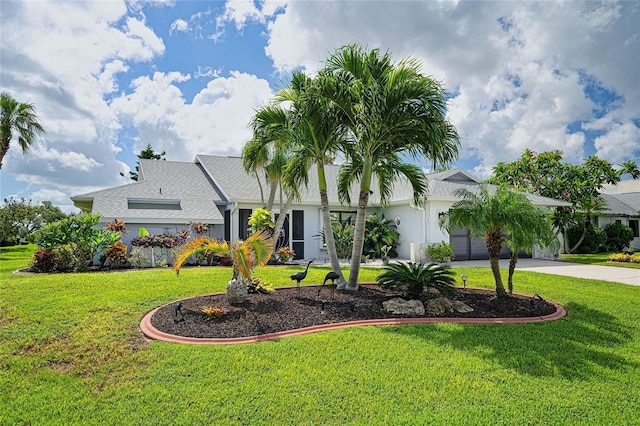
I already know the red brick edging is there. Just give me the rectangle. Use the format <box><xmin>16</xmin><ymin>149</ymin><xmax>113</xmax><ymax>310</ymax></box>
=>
<box><xmin>140</xmin><ymin>289</ymin><xmax>567</xmax><ymax>345</ymax></box>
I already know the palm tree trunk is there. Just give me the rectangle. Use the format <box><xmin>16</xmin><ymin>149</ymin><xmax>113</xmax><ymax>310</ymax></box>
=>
<box><xmin>0</xmin><ymin>138</ymin><xmax>9</xmax><ymax>169</ymax></box>
<box><xmin>317</xmin><ymin>164</ymin><xmax>347</xmax><ymax>289</ymax></box>
<box><xmin>267</xmin><ymin>181</ymin><xmax>278</xmax><ymax>211</ymax></box>
<box><xmin>254</xmin><ymin>171</ymin><xmax>265</xmax><ymax>206</ymax></box>
<box><xmin>272</xmin><ymin>198</ymin><xmax>293</xmax><ymax>250</ymax></box>
<box><xmin>346</xmin><ymin>189</ymin><xmax>369</xmax><ymax>291</ymax></box>
<box><xmin>507</xmin><ymin>251</ymin><xmax>518</xmax><ymax>294</ymax></box>
<box><xmin>486</xmin><ymin>233</ymin><xmax>507</xmax><ymax>298</ymax></box>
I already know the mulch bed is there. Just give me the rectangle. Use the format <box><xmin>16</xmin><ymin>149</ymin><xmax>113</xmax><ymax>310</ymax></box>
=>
<box><xmin>150</xmin><ymin>285</ymin><xmax>557</xmax><ymax>339</ymax></box>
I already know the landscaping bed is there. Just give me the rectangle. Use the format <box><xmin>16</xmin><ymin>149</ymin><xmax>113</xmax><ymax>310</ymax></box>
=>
<box><xmin>149</xmin><ymin>285</ymin><xmax>557</xmax><ymax>339</ymax></box>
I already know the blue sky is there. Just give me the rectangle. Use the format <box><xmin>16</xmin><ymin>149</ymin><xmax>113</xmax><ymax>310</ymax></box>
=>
<box><xmin>1</xmin><ymin>0</ymin><xmax>639</xmax><ymax>212</ymax></box>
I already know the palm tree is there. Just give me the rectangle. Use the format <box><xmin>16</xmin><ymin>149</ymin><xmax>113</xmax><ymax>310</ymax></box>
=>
<box><xmin>447</xmin><ymin>185</ymin><xmax>549</xmax><ymax>298</ymax></box>
<box><xmin>0</xmin><ymin>92</ymin><xmax>45</xmax><ymax>169</ymax></box>
<box><xmin>501</xmin><ymin>199</ymin><xmax>557</xmax><ymax>294</ymax></box>
<box><xmin>321</xmin><ymin>44</ymin><xmax>460</xmax><ymax>290</ymax></box>
<box><xmin>244</xmin><ymin>105</ymin><xmax>294</xmax><ymax>246</ymax></box>
<box><xmin>277</xmin><ymin>72</ymin><xmax>350</xmax><ymax>289</ymax></box>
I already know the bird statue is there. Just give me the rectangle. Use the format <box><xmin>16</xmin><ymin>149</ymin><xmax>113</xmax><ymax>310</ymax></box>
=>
<box><xmin>317</xmin><ymin>271</ymin><xmax>340</xmax><ymax>300</ymax></box>
<box><xmin>290</xmin><ymin>259</ymin><xmax>314</xmax><ymax>295</ymax></box>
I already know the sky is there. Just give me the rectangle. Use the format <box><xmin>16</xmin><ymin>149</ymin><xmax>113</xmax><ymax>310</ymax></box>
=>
<box><xmin>1</xmin><ymin>0</ymin><xmax>639</xmax><ymax>213</ymax></box>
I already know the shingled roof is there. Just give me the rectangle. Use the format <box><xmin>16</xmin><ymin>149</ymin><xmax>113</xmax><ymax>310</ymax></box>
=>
<box><xmin>71</xmin><ymin>159</ymin><xmax>225</xmax><ymax>224</ymax></box>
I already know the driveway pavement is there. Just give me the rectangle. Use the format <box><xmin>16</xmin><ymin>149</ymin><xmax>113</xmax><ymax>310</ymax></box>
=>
<box><xmin>453</xmin><ymin>258</ymin><xmax>640</xmax><ymax>287</ymax></box>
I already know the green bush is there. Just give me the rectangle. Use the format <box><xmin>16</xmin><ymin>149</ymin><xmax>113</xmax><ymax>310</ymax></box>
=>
<box><xmin>130</xmin><ymin>247</ymin><xmax>148</xmax><ymax>268</ymax></box>
<box><xmin>51</xmin><ymin>243</ymin><xmax>82</xmax><ymax>272</ymax></box>
<box><xmin>363</xmin><ymin>214</ymin><xmax>399</xmax><ymax>257</ymax></box>
<box><xmin>377</xmin><ymin>261</ymin><xmax>457</xmax><ymax>299</ymax></box>
<box><xmin>567</xmin><ymin>223</ymin><xmax>607</xmax><ymax>253</ymax></box>
<box><xmin>426</xmin><ymin>241</ymin><xmax>454</xmax><ymax>263</ymax></box>
<box><xmin>605</xmin><ymin>223</ymin><xmax>634</xmax><ymax>251</ymax></box>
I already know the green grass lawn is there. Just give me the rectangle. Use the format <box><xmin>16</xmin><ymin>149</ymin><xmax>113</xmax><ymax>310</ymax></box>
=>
<box><xmin>560</xmin><ymin>251</ymin><xmax>640</xmax><ymax>269</ymax></box>
<box><xmin>2</xmin><ymin>245</ymin><xmax>640</xmax><ymax>425</ymax></box>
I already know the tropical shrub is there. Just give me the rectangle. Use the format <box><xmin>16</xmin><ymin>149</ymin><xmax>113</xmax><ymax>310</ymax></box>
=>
<box><xmin>104</xmin><ymin>242</ymin><xmax>130</xmax><ymax>269</ymax></box>
<box><xmin>247</xmin><ymin>276</ymin><xmax>274</xmax><ymax>294</ymax></box>
<box><xmin>248</xmin><ymin>207</ymin><xmax>274</xmax><ymax>233</ymax></box>
<box><xmin>363</xmin><ymin>214</ymin><xmax>399</xmax><ymax>257</ymax></box>
<box><xmin>604</xmin><ymin>223</ymin><xmax>634</xmax><ymax>251</ymax></box>
<box><xmin>106</xmin><ymin>218</ymin><xmax>127</xmax><ymax>234</ymax></box>
<box><xmin>30</xmin><ymin>248</ymin><xmax>57</xmax><ymax>272</ymax></box>
<box><xmin>608</xmin><ymin>253</ymin><xmax>640</xmax><ymax>263</ymax></box>
<box><xmin>377</xmin><ymin>262</ymin><xmax>457</xmax><ymax>299</ymax></box>
<box><xmin>200</xmin><ymin>305</ymin><xmax>227</xmax><ymax>320</ymax></box>
<box><xmin>51</xmin><ymin>243</ymin><xmax>82</xmax><ymax>272</ymax></box>
<box><xmin>332</xmin><ymin>218</ymin><xmax>355</xmax><ymax>259</ymax></box>
<box><xmin>276</xmin><ymin>246</ymin><xmax>295</xmax><ymax>263</ymax></box>
<box><xmin>426</xmin><ymin>241</ymin><xmax>454</xmax><ymax>263</ymax></box>
<box><xmin>567</xmin><ymin>223</ymin><xmax>606</xmax><ymax>253</ymax></box>
<box><xmin>34</xmin><ymin>213</ymin><xmax>119</xmax><ymax>264</ymax></box>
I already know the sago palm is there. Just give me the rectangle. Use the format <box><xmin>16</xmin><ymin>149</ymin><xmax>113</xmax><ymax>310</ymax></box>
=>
<box><xmin>377</xmin><ymin>261</ymin><xmax>457</xmax><ymax>300</ymax></box>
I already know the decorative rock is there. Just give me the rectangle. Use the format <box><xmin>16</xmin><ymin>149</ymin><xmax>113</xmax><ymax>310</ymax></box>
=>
<box><xmin>451</xmin><ymin>300</ymin><xmax>474</xmax><ymax>313</ymax></box>
<box><xmin>425</xmin><ymin>297</ymin><xmax>453</xmax><ymax>315</ymax></box>
<box><xmin>383</xmin><ymin>298</ymin><xmax>425</xmax><ymax>316</ymax></box>
<box><xmin>226</xmin><ymin>279</ymin><xmax>248</xmax><ymax>305</ymax></box>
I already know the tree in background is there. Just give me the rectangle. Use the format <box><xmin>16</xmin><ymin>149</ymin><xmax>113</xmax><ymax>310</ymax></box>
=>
<box><xmin>124</xmin><ymin>144</ymin><xmax>166</xmax><ymax>181</ymax></box>
<box><xmin>0</xmin><ymin>92</ymin><xmax>45</xmax><ymax>169</ymax></box>
<box><xmin>0</xmin><ymin>197</ymin><xmax>65</xmax><ymax>246</ymax></box>
<box><xmin>489</xmin><ymin>149</ymin><xmax>638</xmax><ymax>253</ymax></box>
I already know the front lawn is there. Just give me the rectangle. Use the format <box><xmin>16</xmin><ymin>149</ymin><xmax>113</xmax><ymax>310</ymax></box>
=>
<box><xmin>2</xmin><ymin>245</ymin><xmax>640</xmax><ymax>425</ymax></box>
<box><xmin>560</xmin><ymin>251</ymin><xmax>640</xmax><ymax>269</ymax></box>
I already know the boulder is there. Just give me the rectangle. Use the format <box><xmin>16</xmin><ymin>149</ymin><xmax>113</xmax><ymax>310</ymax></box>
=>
<box><xmin>451</xmin><ymin>300</ymin><xmax>474</xmax><ymax>313</ymax></box>
<box><xmin>383</xmin><ymin>298</ymin><xmax>425</xmax><ymax>316</ymax></box>
<box><xmin>425</xmin><ymin>297</ymin><xmax>453</xmax><ymax>315</ymax></box>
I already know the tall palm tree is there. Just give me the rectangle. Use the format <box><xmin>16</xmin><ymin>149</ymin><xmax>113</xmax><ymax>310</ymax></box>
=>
<box><xmin>246</xmin><ymin>72</ymin><xmax>350</xmax><ymax>288</ymax></box>
<box><xmin>322</xmin><ymin>44</ymin><xmax>460</xmax><ymax>290</ymax></box>
<box><xmin>244</xmin><ymin>110</ymin><xmax>292</xmax><ymax>245</ymax></box>
<box><xmin>279</xmin><ymin>72</ymin><xmax>350</xmax><ymax>288</ymax></box>
<box><xmin>0</xmin><ymin>92</ymin><xmax>45</xmax><ymax>169</ymax></box>
<box><xmin>447</xmin><ymin>185</ymin><xmax>548</xmax><ymax>298</ymax></box>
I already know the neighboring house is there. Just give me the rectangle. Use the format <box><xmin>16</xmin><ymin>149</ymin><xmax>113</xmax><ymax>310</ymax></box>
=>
<box><xmin>595</xmin><ymin>192</ymin><xmax>640</xmax><ymax>249</ymax></box>
<box><xmin>71</xmin><ymin>155</ymin><xmax>569</xmax><ymax>262</ymax></box>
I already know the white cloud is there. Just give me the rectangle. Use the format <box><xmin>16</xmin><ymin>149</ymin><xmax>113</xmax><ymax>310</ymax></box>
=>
<box><xmin>264</xmin><ymin>1</ymin><xmax>640</xmax><ymax>170</ymax></box>
<box><xmin>111</xmin><ymin>70</ymin><xmax>274</xmax><ymax>161</ymax></box>
<box><xmin>169</xmin><ymin>18</ymin><xmax>189</xmax><ymax>34</ymax></box>
<box><xmin>0</xmin><ymin>0</ymin><xmax>164</xmax><ymax>207</ymax></box>
<box><xmin>593</xmin><ymin>121</ymin><xmax>640</xmax><ymax>164</ymax></box>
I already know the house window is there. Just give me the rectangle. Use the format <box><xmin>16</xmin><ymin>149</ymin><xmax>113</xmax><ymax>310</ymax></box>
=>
<box><xmin>330</xmin><ymin>210</ymin><xmax>357</xmax><ymax>225</ymax></box>
<box><xmin>127</xmin><ymin>199</ymin><xmax>181</xmax><ymax>210</ymax></box>
<box><xmin>615</xmin><ymin>219</ymin><xmax>622</xmax><ymax>225</ymax></box>
<box><xmin>630</xmin><ymin>220</ymin><xmax>639</xmax><ymax>238</ymax></box>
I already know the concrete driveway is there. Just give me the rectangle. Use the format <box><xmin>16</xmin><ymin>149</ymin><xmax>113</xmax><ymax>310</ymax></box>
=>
<box><xmin>453</xmin><ymin>258</ymin><xmax>640</xmax><ymax>287</ymax></box>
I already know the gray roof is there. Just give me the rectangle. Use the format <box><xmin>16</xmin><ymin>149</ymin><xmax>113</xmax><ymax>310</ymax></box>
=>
<box><xmin>72</xmin><ymin>157</ymin><xmax>570</xmax><ymax>218</ymax></box>
<box><xmin>71</xmin><ymin>159</ymin><xmax>225</xmax><ymax>224</ymax></box>
<box><xmin>599</xmin><ymin>193</ymin><xmax>640</xmax><ymax>217</ymax></box>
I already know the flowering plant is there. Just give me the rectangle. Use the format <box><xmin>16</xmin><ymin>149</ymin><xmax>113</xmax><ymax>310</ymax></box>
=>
<box><xmin>131</xmin><ymin>232</ymin><xmax>187</xmax><ymax>248</ymax></box>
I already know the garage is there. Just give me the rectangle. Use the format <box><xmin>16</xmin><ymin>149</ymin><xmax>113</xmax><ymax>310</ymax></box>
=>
<box><xmin>450</xmin><ymin>227</ymin><xmax>527</xmax><ymax>261</ymax></box>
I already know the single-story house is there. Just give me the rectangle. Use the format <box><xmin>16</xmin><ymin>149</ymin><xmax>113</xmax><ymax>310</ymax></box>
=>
<box><xmin>595</xmin><ymin>192</ymin><xmax>640</xmax><ymax>249</ymax></box>
<box><xmin>71</xmin><ymin>155</ymin><xmax>569</xmax><ymax>262</ymax></box>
